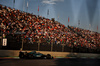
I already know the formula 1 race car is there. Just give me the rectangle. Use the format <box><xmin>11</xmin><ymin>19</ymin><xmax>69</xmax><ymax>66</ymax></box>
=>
<box><xmin>19</xmin><ymin>51</ymin><xmax>53</xmax><ymax>59</ymax></box>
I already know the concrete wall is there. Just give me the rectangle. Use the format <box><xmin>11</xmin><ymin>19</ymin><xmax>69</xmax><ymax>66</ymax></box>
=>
<box><xmin>0</xmin><ymin>50</ymin><xmax>100</xmax><ymax>58</ymax></box>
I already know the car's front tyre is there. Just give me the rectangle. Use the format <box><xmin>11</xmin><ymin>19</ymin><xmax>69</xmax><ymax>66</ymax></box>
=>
<box><xmin>46</xmin><ymin>54</ymin><xmax>51</xmax><ymax>59</ymax></box>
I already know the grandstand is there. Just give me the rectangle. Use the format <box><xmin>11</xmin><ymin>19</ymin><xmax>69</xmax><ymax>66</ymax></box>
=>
<box><xmin>0</xmin><ymin>4</ymin><xmax>100</xmax><ymax>53</ymax></box>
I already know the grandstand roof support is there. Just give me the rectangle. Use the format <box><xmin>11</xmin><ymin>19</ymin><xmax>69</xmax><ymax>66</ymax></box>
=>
<box><xmin>62</xmin><ymin>44</ymin><xmax>65</xmax><ymax>52</ymax></box>
<box><xmin>0</xmin><ymin>29</ymin><xmax>3</xmax><ymax>49</ymax></box>
<box><xmin>38</xmin><ymin>42</ymin><xmax>40</xmax><ymax>51</ymax></box>
<box><xmin>51</xmin><ymin>39</ymin><xmax>54</xmax><ymax>52</ymax></box>
<box><xmin>21</xmin><ymin>37</ymin><xmax>24</xmax><ymax>50</ymax></box>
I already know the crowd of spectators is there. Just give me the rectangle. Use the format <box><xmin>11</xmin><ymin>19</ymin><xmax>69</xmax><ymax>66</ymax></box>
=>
<box><xmin>0</xmin><ymin>4</ymin><xmax>100</xmax><ymax>52</ymax></box>
<box><xmin>69</xmin><ymin>26</ymin><xmax>100</xmax><ymax>50</ymax></box>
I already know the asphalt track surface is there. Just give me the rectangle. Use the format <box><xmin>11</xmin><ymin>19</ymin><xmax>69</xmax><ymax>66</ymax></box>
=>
<box><xmin>0</xmin><ymin>58</ymin><xmax>100</xmax><ymax>66</ymax></box>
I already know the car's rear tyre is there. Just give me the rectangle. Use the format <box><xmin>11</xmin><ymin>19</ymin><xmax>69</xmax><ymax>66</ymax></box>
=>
<box><xmin>28</xmin><ymin>54</ymin><xmax>34</xmax><ymax>59</ymax></box>
<box><xmin>19</xmin><ymin>54</ymin><xmax>24</xmax><ymax>59</ymax></box>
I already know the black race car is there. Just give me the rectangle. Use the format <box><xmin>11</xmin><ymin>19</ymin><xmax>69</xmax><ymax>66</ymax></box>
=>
<box><xmin>19</xmin><ymin>51</ymin><xmax>53</xmax><ymax>59</ymax></box>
